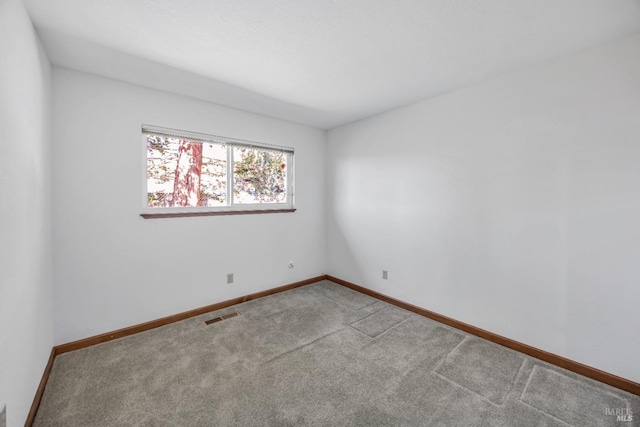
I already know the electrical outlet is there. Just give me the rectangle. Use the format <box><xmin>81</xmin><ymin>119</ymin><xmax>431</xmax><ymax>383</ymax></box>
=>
<box><xmin>226</xmin><ymin>273</ymin><xmax>234</xmax><ymax>284</ymax></box>
<box><xmin>382</xmin><ymin>270</ymin><xmax>388</xmax><ymax>280</ymax></box>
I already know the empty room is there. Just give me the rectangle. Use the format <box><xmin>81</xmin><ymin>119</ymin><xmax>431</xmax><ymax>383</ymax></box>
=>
<box><xmin>1</xmin><ymin>0</ymin><xmax>640</xmax><ymax>426</ymax></box>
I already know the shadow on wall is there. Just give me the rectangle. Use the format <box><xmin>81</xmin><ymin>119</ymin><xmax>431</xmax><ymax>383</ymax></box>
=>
<box><xmin>326</xmin><ymin>216</ymin><xmax>366</xmax><ymax>285</ymax></box>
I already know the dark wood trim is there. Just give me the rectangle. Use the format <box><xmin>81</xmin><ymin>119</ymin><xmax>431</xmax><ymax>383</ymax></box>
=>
<box><xmin>31</xmin><ymin>272</ymin><xmax>637</xmax><ymax>427</ymax></box>
<box><xmin>140</xmin><ymin>208</ymin><xmax>296</xmax><ymax>219</ymax></box>
<box><xmin>54</xmin><ymin>275</ymin><xmax>326</xmax><ymax>355</ymax></box>
<box><xmin>25</xmin><ymin>348</ymin><xmax>56</xmax><ymax>427</ymax></box>
<box><xmin>326</xmin><ymin>275</ymin><xmax>640</xmax><ymax>396</ymax></box>
<box><xmin>28</xmin><ymin>275</ymin><xmax>326</xmax><ymax>424</ymax></box>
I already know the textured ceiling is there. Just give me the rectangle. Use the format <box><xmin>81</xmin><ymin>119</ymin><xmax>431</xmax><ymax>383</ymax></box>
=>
<box><xmin>25</xmin><ymin>0</ymin><xmax>640</xmax><ymax>129</ymax></box>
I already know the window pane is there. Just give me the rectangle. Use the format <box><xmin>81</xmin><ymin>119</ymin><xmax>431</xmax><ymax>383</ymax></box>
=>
<box><xmin>233</xmin><ymin>146</ymin><xmax>287</xmax><ymax>204</ymax></box>
<box><xmin>146</xmin><ymin>134</ymin><xmax>227</xmax><ymax>207</ymax></box>
<box><xmin>200</xmin><ymin>142</ymin><xmax>228</xmax><ymax>206</ymax></box>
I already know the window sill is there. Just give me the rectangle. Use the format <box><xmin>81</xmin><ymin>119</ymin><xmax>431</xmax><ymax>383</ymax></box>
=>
<box><xmin>140</xmin><ymin>208</ymin><xmax>296</xmax><ymax>219</ymax></box>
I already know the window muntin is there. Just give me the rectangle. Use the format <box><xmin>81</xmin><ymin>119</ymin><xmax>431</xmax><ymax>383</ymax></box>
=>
<box><xmin>143</xmin><ymin>125</ymin><xmax>294</xmax><ymax>214</ymax></box>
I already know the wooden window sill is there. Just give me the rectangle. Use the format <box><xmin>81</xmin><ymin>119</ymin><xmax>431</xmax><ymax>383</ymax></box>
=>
<box><xmin>141</xmin><ymin>209</ymin><xmax>296</xmax><ymax>219</ymax></box>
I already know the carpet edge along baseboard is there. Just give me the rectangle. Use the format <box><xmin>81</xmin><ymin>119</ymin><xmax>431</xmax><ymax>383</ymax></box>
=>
<box><xmin>26</xmin><ymin>274</ymin><xmax>640</xmax><ymax>427</ymax></box>
<box><xmin>54</xmin><ymin>275</ymin><xmax>327</xmax><ymax>355</ymax></box>
<box><xmin>25</xmin><ymin>275</ymin><xmax>326</xmax><ymax>427</ymax></box>
<box><xmin>325</xmin><ymin>275</ymin><xmax>640</xmax><ymax>397</ymax></box>
<box><xmin>25</xmin><ymin>348</ymin><xmax>55</xmax><ymax>427</ymax></box>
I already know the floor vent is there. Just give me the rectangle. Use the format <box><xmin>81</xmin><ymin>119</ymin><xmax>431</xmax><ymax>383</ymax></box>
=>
<box><xmin>205</xmin><ymin>311</ymin><xmax>239</xmax><ymax>325</ymax></box>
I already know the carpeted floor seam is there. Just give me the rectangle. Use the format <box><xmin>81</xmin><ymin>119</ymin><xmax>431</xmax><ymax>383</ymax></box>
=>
<box><xmin>33</xmin><ymin>281</ymin><xmax>640</xmax><ymax>427</ymax></box>
<box><xmin>261</xmin><ymin>326</ymin><xmax>354</xmax><ymax>368</ymax></box>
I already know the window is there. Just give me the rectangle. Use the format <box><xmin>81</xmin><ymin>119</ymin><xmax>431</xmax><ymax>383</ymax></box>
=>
<box><xmin>142</xmin><ymin>125</ymin><xmax>294</xmax><ymax>218</ymax></box>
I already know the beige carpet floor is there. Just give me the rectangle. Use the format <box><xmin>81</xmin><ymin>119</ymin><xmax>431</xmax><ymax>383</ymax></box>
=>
<box><xmin>34</xmin><ymin>280</ymin><xmax>639</xmax><ymax>426</ymax></box>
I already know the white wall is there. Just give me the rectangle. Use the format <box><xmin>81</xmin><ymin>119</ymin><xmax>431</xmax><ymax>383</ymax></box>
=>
<box><xmin>327</xmin><ymin>33</ymin><xmax>640</xmax><ymax>383</ymax></box>
<box><xmin>0</xmin><ymin>0</ymin><xmax>54</xmax><ymax>425</ymax></box>
<box><xmin>52</xmin><ymin>68</ymin><xmax>326</xmax><ymax>344</ymax></box>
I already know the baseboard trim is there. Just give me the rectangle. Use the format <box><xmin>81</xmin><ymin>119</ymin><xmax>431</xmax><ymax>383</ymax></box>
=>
<box><xmin>27</xmin><ymin>272</ymin><xmax>639</xmax><ymax>426</ymax></box>
<box><xmin>25</xmin><ymin>348</ymin><xmax>55</xmax><ymax>427</ymax></box>
<box><xmin>26</xmin><ymin>275</ymin><xmax>326</xmax><ymax>426</ymax></box>
<box><xmin>55</xmin><ymin>275</ymin><xmax>327</xmax><ymax>355</ymax></box>
<box><xmin>326</xmin><ymin>275</ymin><xmax>640</xmax><ymax>396</ymax></box>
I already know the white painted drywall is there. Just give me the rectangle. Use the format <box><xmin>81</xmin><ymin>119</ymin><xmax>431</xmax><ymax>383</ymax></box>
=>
<box><xmin>327</xmin><ymin>33</ymin><xmax>640</xmax><ymax>383</ymax></box>
<box><xmin>0</xmin><ymin>0</ymin><xmax>54</xmax><ymax>425</ymax></box>
<box><xmin>52</xmin><ymin>68</ymin><xmax>326</xmax><ymax>344</ymax></box>
<box><xmin>25</xmin><ymin>0</ymin><xmax>640</xmax><ymax>129</ymax></box>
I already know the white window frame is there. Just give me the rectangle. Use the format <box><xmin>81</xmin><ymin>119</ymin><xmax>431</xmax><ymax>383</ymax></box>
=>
<box><xmin>141</xmin><ymin>125</ymin><xmax>295</xmax><ymax>217</ymax></box>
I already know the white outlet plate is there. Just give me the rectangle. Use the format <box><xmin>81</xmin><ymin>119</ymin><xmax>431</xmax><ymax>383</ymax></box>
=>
<box><xmin>382</xmin><ymin>270</ymin><xmax>388</xmax><ymax>280</ymax></box>
<box><xmin>226</xmin><ymin>273</ymin><xmax>234</xmax><ymax>284</ymax></box>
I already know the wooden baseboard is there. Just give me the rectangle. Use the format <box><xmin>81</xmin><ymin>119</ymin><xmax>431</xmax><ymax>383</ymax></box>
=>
<box><xmin>27</xmin><ymin>275</ymin><xmax>326</xmax><ymax>426</ymax></box>
<box><xmin>55</xmin><ymin>275</ymin><xmax>327</xmax><ymax>355</ymax></box>
<box><xmin>25</xmin><ymin>348</ymin><xmax>55</xmax><ymax>427</ymax></box>
<box><xmin>27</xmin><ymin>272</ymin><xmax>638</xmax><ymax>426</ymax></box>
<box><xmin>326</xmin><ymin>275</ymin><xmax>640</xmax><ymax>396</ymax></box>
